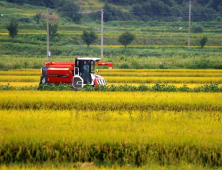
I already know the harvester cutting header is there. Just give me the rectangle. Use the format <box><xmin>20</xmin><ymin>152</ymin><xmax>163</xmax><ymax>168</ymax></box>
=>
<box><xmin>40</xmin><ymin>58</ymin><xmax>113</xmax><ymax>90</ymax></box>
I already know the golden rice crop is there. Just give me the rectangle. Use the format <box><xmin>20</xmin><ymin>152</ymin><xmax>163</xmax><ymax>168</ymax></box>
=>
<box><xmin>99</xmin><ymin>69</ymin><xmax>222</xmax><ymax>73</ymax></box>
<box><xmin>1</xmin><ymin>69</ymin><xmax>222</xmax><ymax>79</ymax></box>
<box><xmin>0</xmin><ymin>70</ymin><xmax>40</xmax><ymax>76</ymax></box>
<box><xmin>0</xmin><ymin>33</ymin><xmax>8</xmax><ymax>36</ymax></box>
<box><xmin>0</xmin><ymin>164</ymin><xmax>215</xmax><ymax>170</ymax></box>
<box><xmin>0</xmin><ymin>76</ymin><xmax>221</xmax><ymax>84</ymax></box>
<box><xmin>1</xmin><ymin>69</ymin><xmax>222</xmax><ymax>74</ymax></box>
<box><xmin>0</xmin><ymin>82</ymin><xmax>212</xmax><ymax>89</ymax></box>
<box><xmin>1</xmin><ymin>109</ymin><xmax>222</xmax><ymax>145</ymax></box>
<box><xmin>1</xmin><ymin>69</ymin><xmax>222</xmax><ymax>167</ymax></box>
<box><xmin>105</xmin><ymin>76</ymin><xmax>222</xmax><ymax>84</ymax></box>
<box><xmin>0</xmin><ymin>76</ymin><xmax>39</xmax><ymax>82</ymax></box>
<box><xmin>100</xmin><ymin>72</ymin><xmax>222</xmax><ymax>77</ymax></box>
<box><xmin>4</xmin><ymin>141</ymin><xmax>220</xmax><ymax>167</ymax></box>
<box><xmin>1</xmin><ymin>109</ymin><xmax>222</xmax><ymax>166</ymax></box>
<box><xmin>110</xmin><ymin>83</ymin><xmax>215</xmax><ymax>88</ymax></box>
<box><xmin>0</xmin><ymin>82</ymin><xmax>39</xmax><ymax>88</ymax></box>
<box><xmin>0</xmin><ymin>91</ymin><xmax>222</xmax><ymax>111</ymax></box>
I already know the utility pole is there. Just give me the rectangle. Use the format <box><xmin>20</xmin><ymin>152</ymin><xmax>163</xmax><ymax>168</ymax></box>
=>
<box><xmin>101</xmin><ymin>9</ymin><xmax>104</xmax><ymax>57</ymax></box>
<box><xmin>188</xmin><ymin>0</ymin><xmax>191</xmax><ymax>50</ymax></box>
<box><xmin>81</xmin><ymin>0</ymin><xmax>82</xmax><ymax>12</ymax></box>
<box><xmin>47</xmin><ymin>9</ymin><xmax>49</xmax><ymax>60</ymax></box>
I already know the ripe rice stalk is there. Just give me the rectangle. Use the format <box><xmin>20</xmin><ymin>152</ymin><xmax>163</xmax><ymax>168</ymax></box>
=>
<box><xmin>1</xmin><ymin>143</ymin><xmax>221</xmax><ymax>167</ymax></box>
<box><xmin>0</xmin><ymin>76</ymin><xmax>221</xmax><ymax>84</ymax></box>
<box><xmin>1</xmin><ymin>69</ymin><xmax>222</xmax><ymax>75</ymax></box>
<box><xmin>105</xmin><ymin>77</ymin><xmax>222</xmax><ymax>84</ymax></box>
<box><xmin>1</xmin><ymin>91</ymin><xmax>222</xmax><ymax>111</ymax></box>
<box><xmin>1</xmin><ymin>109</ymin><xmax>222</xmax><ymax>146</ymax></box>
<box><xmin>99</xmin><ymin>69</ymin><xmax>222</xmax><ymax>73</ymax></box>
<box><xmin>99</xmin><ymin>72</ymin><xmax>222</xmax><ymax>77</ymax></box>
<box><xmin>0</xmin><ymin>76</ymin><xmax>39</xmax><ymax>82</ymax></box>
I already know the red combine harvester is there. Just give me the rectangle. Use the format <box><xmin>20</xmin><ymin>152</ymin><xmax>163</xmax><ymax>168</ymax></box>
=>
<box><xmin>40</xmin><ymin>57</ymin><xmax>113</xmax><ymax>90</ymax></box>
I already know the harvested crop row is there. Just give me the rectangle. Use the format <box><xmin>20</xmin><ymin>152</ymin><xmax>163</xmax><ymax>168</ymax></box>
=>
<box><xmin>2</xmin><ymin>71</ymin><xmax>222</xmax><ymax>77</ymax></box>
<box><xmin>99</xmin><ymin>69</ymin><xmax>222</xmax><ymax>73</ymax></box>
<box><xmin>1</xmin><ymin>110</ymin><xmax>221</xmax><ymax>145</ymax></box>
<box><xmin>105</xmin><ymin>77</ymin><xmax>222</xmax><ymax>84</ymax></box>
<box><xmin>1</xmin><ymin>69</ymin><xmax>222</xmax><ymax>76</ymax></box>
<box><xmin>1</xmin><ymin>141</ymin><xmax>222</xmax><ymax>166</ymax></box>
<box><xmin>0</xmin><ymin>82</ymin><xmax>213</xmax><ymax>88</ymax></box>
<box><xmin>110</xmin><ymin>83</ymin><xmax>219</xmax><ymax>88</ymax></box>
<box><xmin>0</xmin><ymin>69</ymin><xmax>39</xmax><ymax>76</ymax></box>
<box><xmin>0</xmin><ymin>69</ymin><xmax>40</xmax><ymax>75</ymax></box>
<box><xmin>2</xmin><ymin>82</ymin><xmax>221</xmax><ymax>92</ymax></box>
<box><xmin>0</xmin><ymin>164</ymin><xmax>214</xmax><ymax>170</ymax></box>
<box><xmin>99</xmin><ymin>72</ymin><xmax>222</xmax><ymax>77</ymax></box>
<box><xmin>0</xmin><ymin>76</ymin><xmax>39</xmax><ymax>82</ymax></box>
<box><xmin>0</xmin><ymin>91</ymin><xmax>222</xmax><ymax>111</ymax></box>
<box><xmin>1</xmin><ymin>110</ymin><xmax>222</xmax><ymax>166</ymax></box>
<box><xmin>0</xmin><ymin>76</ymin><xmax>222</xmax><ymax>84</ymax></box>
<box><xmin>0</xmin><ymin>82</ymin><xmax>39</xmax><ymax>87</ymax></box>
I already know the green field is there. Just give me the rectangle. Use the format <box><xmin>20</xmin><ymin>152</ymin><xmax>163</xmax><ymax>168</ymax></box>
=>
<box><xmin>0</xmin><ymin>0</ymin><xmax>222</xmax><ymax>68</ymax></box>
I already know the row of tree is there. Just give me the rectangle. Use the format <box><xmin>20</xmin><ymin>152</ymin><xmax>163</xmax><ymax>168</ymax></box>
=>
<box><xmin>6</xmin><ymin>17</ymin><xmax>208</xmax><ymax>49</ymax></box>
<box><xmin>5</xmin><ymin>17</ymin><xmax>136</xmax><ymax>48</ymax></box>
<box><xmin>4</xmin><ymin>0</ymin><xmax>222</xmax><ymax>22</ymax></box>
<box><xmin>5</xmin><ymin>0</ymin><xmax>82</xmax><ymax>23</ymax></box>
<box><xmin>100</xmin><ymin>0</ymin><xmax>222</xmax><ymax>10</ymax></box>
<box><xmin>99</xmin><ymin>1</ymin><xmax>221</xmax><ymax>22</ymax></box>
<box><xmin>7</xmin><ymin>0</ymin><xmax>221</xmax><ymax>10</ymax></box>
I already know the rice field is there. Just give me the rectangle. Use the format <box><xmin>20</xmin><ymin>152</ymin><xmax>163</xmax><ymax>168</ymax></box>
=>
<box><xmin>0</xmin><ymin>69</ymin><xmax>222</xmax><ymax>84</ymax></box>
<box><xmin>0</xmin><ymin>164</ymin><xmax>218</xmax><ymax>170</ymax></box>
<box><xmin>1</xmin><ymin>75</ymin><xmax>222</xmax><ymax>84</ymax></box>
<box><xmin>0</xmin><ymin>82</ymin><xmax>214</xmax><ymax>89</ymax></box>
<box><xmin>0</xmin><ymin>68</ymin><xmax>222</xmax><ymax>169</ymax></box>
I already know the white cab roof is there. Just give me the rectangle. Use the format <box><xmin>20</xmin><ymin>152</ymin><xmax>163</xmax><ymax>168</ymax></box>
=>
<box><xmin>77</xmin><ymin>58</ymin><xmax>101</xmax><ymax>61</ymax></box>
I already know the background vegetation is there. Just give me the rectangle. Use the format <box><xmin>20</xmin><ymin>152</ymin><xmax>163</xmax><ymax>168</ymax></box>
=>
<box><xmin>0</xmin><ymin>0</ymin><xmax>221</xmax><ymax>70</ymax></box>
<box><xmin>0</xmin><ymin>1</ymin><xmax>221</xmax><ymax>83</ymax></box>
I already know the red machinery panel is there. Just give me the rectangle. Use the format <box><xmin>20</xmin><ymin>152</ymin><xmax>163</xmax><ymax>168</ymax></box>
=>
<box><xmin>45</xmin><ymin>62</ymin><xmax>113</xmax><ymax>68</ymax></box>
<box><xmin>47</xmin><ymin>67</ymin><xmax>73</xmax><ymax>84</ymax></box>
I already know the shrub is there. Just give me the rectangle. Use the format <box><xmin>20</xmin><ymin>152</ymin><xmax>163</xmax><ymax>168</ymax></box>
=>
<box><xmin>119</xmin><ymin>63</ymin><xmax>130</xmax><ymax>69</ymax></box>
<box><xmin>144</xmin><ymin>64</ymin><xmax>156</xmax><ymax>69</ymax></box>
<box><xmin>0</xmin><ymin>83</ymin><xmax>12</xmax><ymax>90</ymax></box>
<box><xmin>32</xmin><ymin>63</ymin><xmax>43</xmax><ymax>69</ymax></box>
<box><xmin>12</xmin><ymin>64</ymin><xmax>22</xmax><ymax>69</ymax></box>
<box><xmin>33</xmin><ymin>13</ymin><xmax>41</xmax><ymax>24</ymax></box>
<box><xmin>191</xmin><ymin>24</ymin><xmax>204</xmax><ymax>33</ymax></box>
<box><xmin>159</xmin><ymin>64</ymin><xmax>165</xmax><ymax>69</ymax></box>
<box><xmin>131</xmin><ymin>61</ymin><xmax>142</xmax><ymax>69</ymax></box>
<box><xmin>19</xmin><ymin>17</ymin><xmax>31</xmax><ymax>23</ymax></box>
<box><xmin>216</xmin><ymin>16</ymin><xmax>221</xmax><ymax>22</ymax></box>
<box><xmin>186</xmin><ymin>59</ymin><xmax>209</xmax><ymax>69</ymax></box>
<box><xmin>0</xmin><ymin>62</ymin><xmax>6</xmax><ymax>70</ymax></box>
<box><xmin>6</xmin><ymin>17</ymin><xmax>19</xmax><ymax>42</ymax></box>
<box><xmin>200</xmin><ymin>35</ymin><xmax>208</xmax><ymax>49</ymax></box>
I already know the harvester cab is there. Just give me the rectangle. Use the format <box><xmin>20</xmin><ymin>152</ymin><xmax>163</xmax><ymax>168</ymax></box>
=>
<box><xmin>40</xmin><ymin>57</ymin><xmax>113</xmax><ymax>90</ymax></box>
<box><xmin>73</xmin><ymin>58</ymin><xmax>106</xmax><ymax>90</ymax></box>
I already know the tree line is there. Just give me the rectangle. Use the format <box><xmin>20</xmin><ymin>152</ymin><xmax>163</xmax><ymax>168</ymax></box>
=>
<box><xmin>99</xmin><ymin>0</ymin><xmax>222</xmax><ymax>22</ymax></box>
<box><xmin>7</xmin><ymin>17</ymin><xmax>208</xmax><ymax>50</ymax></box>
<box><xmin>4</xmin><ymin>0</ymin><xmax>82</xmax><ymax>22</ymax></box>
<box><xmin>4</xmin><ymin>0</ymin><xmax>222</xmax><ymax>22</ymax></box>
<box><xmin>6</xmin><ymin>16</ymin><xmax>137</xmax><ymax>49</ymax></box>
